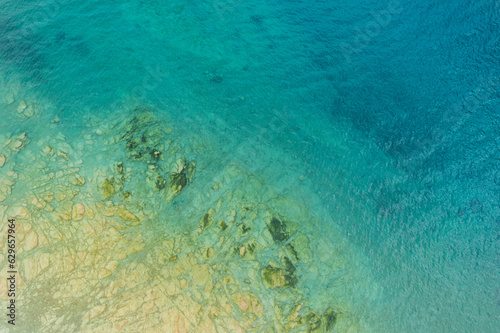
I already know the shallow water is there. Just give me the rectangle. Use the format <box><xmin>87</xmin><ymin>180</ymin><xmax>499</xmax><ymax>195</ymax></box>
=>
<box><xmin>0</xmin><ymin>0</ymin><xmax>498</xmax><ymax>332</ymax></box>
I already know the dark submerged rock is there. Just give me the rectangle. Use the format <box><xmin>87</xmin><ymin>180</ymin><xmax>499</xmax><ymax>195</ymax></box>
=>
<box><xmin>262</xmin><ymin>258</ymin><xmax>297</xmax><ymax>289</ymax></box>
<box><xmin>268</xmin><ymin>217</ymin><xmax>290</xmax><ymax>242</ymax></box>
<box><xmin>155</xmin><ymin>175</ymin><xmax>166</xmax><ymax>190</ymax></box>
<box><xmin>170</xmin><ymin>169</ymin><xmax>187</xmax><ymax>192</ymax></box>
<box><xmin>200</xmin><ymin>213</ymin><xmax>211</xmax><ymax>230</ymax></box>
<box><xmin>322</xmin><ymin>308</ymin><xmax>337</xmax><ymax>331</ymax></box>
<box><xmin>218</xmin><ymin>220</ymin><xmax>228</xmax><ymax>231</ymax></box>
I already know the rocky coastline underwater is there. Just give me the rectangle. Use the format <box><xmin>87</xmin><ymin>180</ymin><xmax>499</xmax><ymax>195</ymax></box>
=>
<box><xmin>0</xmin><ymin>73</ymin><xmax>365</xmax><ymax>332</ymax></box>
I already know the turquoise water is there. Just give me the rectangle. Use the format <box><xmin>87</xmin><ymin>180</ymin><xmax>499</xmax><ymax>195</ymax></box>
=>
<box><xmin>0</xmin><ymin>0</ymin><xmax>498</xmax><ymax>332</ymax></box>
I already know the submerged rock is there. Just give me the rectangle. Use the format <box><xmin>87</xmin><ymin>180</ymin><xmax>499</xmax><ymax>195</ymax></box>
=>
<box><xmin>170</xmin><ymin>169</ymin><xmax>187</xmax><ymax>191</ymax></box>
<box><xmin>17</xmin><ymin>100</ymin><xmax>27</xmax><ymax>113</ymax></box>
<box><xmin>23</xmin><ymin>104</ymin><xmax>35</xmax><ymax>118</ymax></box>
<box><xmin>322</xmin><ymin>308</ymin><xmax>337</xmax><ymax>331</ymax></box>
<box><xmin>9</xmin><ymin>132</ymin><xmax>28</xmax><ymax>151</ymax></box>
<box><xmin>155</xmin><ymin>175</ymin><xmax>166</xmax><ymax>190</ymax></box>
<box><xmin>268</xmin><ymin>217</ymin><xmax>290</xmax><ymax>242</ymax></box>
<box><xmin>247</xmin><ymin>241</ymin><xmax>256</xmax><ymax>255</ymax></box>
<box><xmin>200</xmin><ymin>208</ymin><xmax>215</xmax><ymax>231</ymax></box>
<box><xmin>200</xmin><ymin>211</ymin><xmax>213</xmax><ymax>231</ymax></box>
<box><xmin>71</xmin><ymin>203</ymin><xmax>85</xmax><ymax>221</ymax></box>
<box><xmin>305</xmin><ymin>312</ymin><xmax>322</xmax><ymax>333</ymax></box>
<box><xmin>240</xmin><ymin>223</ymin><xmax>251</xmax><ymax>235</ymax></box>
<box><xmin>150</xmin><ymin>149</ymin><xmax>161</xmax><ymax>161</ymax></box>
<box><xmin>120</xmin><ymin>110</ymin><xmax>165</xmax><ymax>164</ymax></box>
<box><xmin>218</xmin><ymin>219</ymin><xmax>228</xmax><ymax>231</ymax></box>
<box><xmin>42</xmin><ymin>145</ymin><xmax>55</xmax><ymax>156</ymax></box>
<box><xmin>0</xmin><ymin>177</ymin><xmax>14</xmax><ymax>202</ymax></box>
<box><xmin>285</xmin><ymin>244</ymin><xmax>299</xmax><ymax>262</ymax></box>
<box><xmin>231</xmin><ymin>292</ymin><xmax>264</xmax><ymax>316</ymax></box>
<box><xmin>187</xmin><ymin>161</ymin><xmax>196</xmax><ymax>182</ymax></box>
<box><xmin>116</xmin><ymin>162</ymin><xmax>124</xmax><ymax>174</ymax></box>
<box><xmin>261</xmin><ymin>257</ymin><xmax>297</xmax><ymax>289</ymax></box>
<box><xmin>96</xmin><ymin>203</ymin><xmax>139</xmax><ymax>222</ymax></box>
<box><xmin>262</xmin><ymin>264</ymin><xmax>286</xmax><ymax>289</ymax></box>
<box><xmin>290</xmin><ymin>233</ymin><xmax>312</xmax><ymax>263</ymax></box>
<box><xmin>166</xmin><ymin>159</ymin><xmax>195</xmax><ymax>202</ymax></box>
<box><xmin>102</xmin><ymin>177</ymin><xmax>116</xmax><ymax>199</ymax></box>
<box><xmin>296</xmin><ymin>308</ymin><xmax>338</xmax><ymax>333</ymax></box>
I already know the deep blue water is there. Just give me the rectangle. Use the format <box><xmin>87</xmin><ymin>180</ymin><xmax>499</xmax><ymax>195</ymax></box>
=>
<box><xmin>0</xmin><ymin>0</ymin><xmax>499</xmax><ymax>331</ymax></box>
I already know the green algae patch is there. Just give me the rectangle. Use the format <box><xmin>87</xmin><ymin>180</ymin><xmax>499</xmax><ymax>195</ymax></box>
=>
<box><xmin>282</xmin><ymin>256</ymin><xmax>298</xmax><ymax>288</ymax></box>
<box><xmin>233</xmin><ymin>239</ymin><xmax>257</xmax><ymax>259</ymax></box>
<box><xmin>116</xmin><ymin>162</ymin><xmax>124</xmax><ymax>174</ymax></box>
<box><xmin>247</xmin><ymin>241</ymin><xmax>256</xmax><ymax>254</ymax></box>
<box><xmin>264</xmin><ymin>211</ymin><xmax>300</xmax><ymax>244</ymax></box>
<box><xmin>150</xmin><ymin>149</ymin><xmax>161</xmax><ymax>161</ymax></box>
<box><xmin>283</xmin><ymin>256</ymin><xmax>296</xmax><ymax>273</ymax></box>
<box><xmin>170</xmin><ymin>169</ymin><xmax>187</xmax><ymax>191</ymax></box>
<box><xmin>204</xmin><ymin>247</ymin><xmax>215</xmax><ymax>259</ymax></box>
<box><xmin>285</xmin><ymin>243</ymin><xmax>299</xmax><ymax>262</ymax></box>
<box><xmin>262</xmin><ymin>258</ymin><xmax>297</xmax><ymax>289</ymax></box>
<box><xmin>120</xmin><ymin>109</ymin><xmax>166</xmax><ymax>165</ymax></box>
<box><xmin>306</xmin><ymin>313</ymin><xmax>322</xmax><ymax>333</ymax></box>
<box><xmin>218</xmin><ymin>219</ymin><xmax>228</xmax><ymax>231</ymax></box>
<box><xmin>155</xmin><ymin>175</ymin><xmax>166</xmax><ymax>190</ymax></box>
<box><xmin>240</xmin><ymin>223</ymin><xmax>251</xmax><ymax>235</ymax></box>
<box><xmin>322</xmin><ymin>308</ymin><xmax>337</xmax><ymax>331</ymax></box>
<box><xmin>102</xmin><ymin>177</ymin><xmax>116</xmax><ymax>199</ymax></box>
<box><xmin>123</xmin><ymin>191</ymin><xmax>131</xmax><ymax>200</ymax></box>
<box><xmin>262</xmin><ymin>264</ymin><xmax>286</xmax><ymax>289</ymax></box>
<box><xmin>200</xmin><ymin>213</ymin><xmax>211</xmax><ymax>230</ymax></box>
<box><xmin>296</xmin><ymin>308</ymin><xmax>337</xmax><ymax>333</ymax></box>
<box><xmin>268</xmin><ymin>217</ymin><xmax>290</xmax><ymax>242</ymax></box>
<box><xmin>200</xmin><ymin>209</ymin><xmax>215</xmax><ymax>231</ymax></box>
<box><xmin>186</xmin><ymin>160</ymin><xmax>196</xmax><ymax>182</ymax></box>
<box><xmin>299</xmin><ymin>312</ymin><xmax>322</xmax><ymax>333</ymax></box>
<box><xmin>166</xmin><ymin>159</ymin><xmax>196</xmax><ymax>202</ymax></box>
